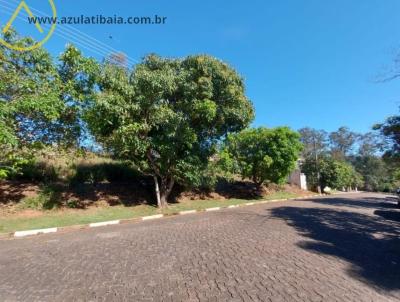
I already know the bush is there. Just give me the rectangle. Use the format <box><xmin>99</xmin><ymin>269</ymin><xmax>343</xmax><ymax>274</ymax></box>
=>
<box><xmin>195</xmin><ymin>169</ymin><xmax>218</xmax><ymax>192</ymax></box>
<box><xmin>0</xmin><ymin>152</ymin><xmax>33</xmax><ymax>180</ymax></box>
<box><xmin>19</xmin><ymin>184</ymin><xmax>62</xmax><ymax>210</ymax></box>
<box><xmin>222</xmin><ymin>127</ymin><xmax>303</xmax><ymax>186</ymax></box>
<box><xmin>5</xmin><ymin>146</ymin><xmax>142</xmax><ymax>185</ymax></box>
<box><xmin>19</xmin><ymin>196</ymin><xmax>47</xmax><ymax>210</ymax></box>
<box><xmin>66</xmin><ymin>199</ymin><xmax>80</xmax><ymax>209</ymax></box>
<box><xmin>18</xmin><ymin>159</ymin><xmax>58</xmax><ymax>182</ymax></box>
<box><xmin>302</xmin><ymin>156</ymin><xmax>362</xmax><ymax>191</ymax></box>
<box><xmin>9</xmin><ymin>147</ymin><xmax>86</xmax><ymax>182</ymax></box>
<box><xmin>70</xmin><ymin>162</ymin><xmax>141</xmax><ymax>184</ymax></box>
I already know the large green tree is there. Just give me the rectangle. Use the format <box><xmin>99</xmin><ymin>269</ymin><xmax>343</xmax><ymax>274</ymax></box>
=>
<box><xmin>223</xmin><ymin>127</ymin><xmax>303</xmax><ymax>186</ymax></box>
<box><xmin>1</xmin><ymin>31</ymin><xmax>61</xmax><ymax>148</ymax></box>
<box><xmin>0</xmin><ymin>31</ymin><xmax>87</xmax><ymax>147</ymax></box>
<box><xmin>85</xmin><ymin>54</ymin><xmax>254</xmax><ymax>207</ymax></box>
<box><xmin>374</xmin><ymin>110</ymin><xmax>400</xmax><ymax>163</ymax></box>
<box><xmin>0</xmin><ymin>30</ymin><xmax>95</xmax><ymax>178</ymax></box>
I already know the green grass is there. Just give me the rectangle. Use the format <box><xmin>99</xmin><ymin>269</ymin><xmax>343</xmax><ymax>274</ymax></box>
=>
<box><xmin>163</xmin><ymin>191</ymin><xmax>296</xmax><ymax>214</ymax></box>
<box><xmin>0</xmin><ymin>191</ymin><xmax>297</xmax><ymax>234</ymax></box>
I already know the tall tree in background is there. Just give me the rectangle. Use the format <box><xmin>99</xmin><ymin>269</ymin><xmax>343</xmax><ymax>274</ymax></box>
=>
<box><xmin>374</xmin><ymin>110</ymin><xmax>400</xmax><ymax>163</ymax></box>
<box><xmin>85</xmin><ymin>54</ymin><xmax>254</xmax><ymax>208</ymax></box>
<box><xmin>329</xmin><ymin>126</ymin><xmax>358</xmax><ymax>159</ymax></box>
<box><xmin>298</xmin><ymin>127</ymin><xmax>328</xmax><ymax>193</ymax></box>
<box><xmin>357</xmin><ymin>132</ymin><xmax>383</xmax><ymax>156</ymax></box>
<box><xmin>298</xmin><ymin>128</ymin><xmax>328</xmax><ymax>158</ymax></box>
<box><xmin>299</xmin><ymin>126</ymin><xmax>396</xmax><ymax>192</ymax></box>
<box><xmin>350</xmin><ymin>155</ymin><xmax>394</xmax><ymax>192</ymax></box>
<box><xmin>348</xmin><ymin>131</ymin><xmax>393</xmax><ymax>191</ymax></box>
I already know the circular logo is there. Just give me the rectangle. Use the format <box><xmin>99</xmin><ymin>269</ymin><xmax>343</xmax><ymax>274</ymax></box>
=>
<box><xmin>0</xmin><ymin>0</ymin><xmax>57</xmax><ymax>51</ymax></box>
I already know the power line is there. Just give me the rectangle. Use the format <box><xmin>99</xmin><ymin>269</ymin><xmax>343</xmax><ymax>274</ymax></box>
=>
<box><xmin>0</xmin><ymin>0</ymin><xmax>130</xmax><ymax>61</ymax></box>
<box><xmin>0</xmin><ymin>0</ymin><xmax>138</xmax><ymax>65</ymax></box>
<box><xmin>3</xmin><ymin>0</ymin><xmax>138</xmax><ymax>64</ymax></box>
<box><xmin>0</xmin><ymin>3</ymin><xmax>115</xmax><ymax>60</ymax></box>
<box><xmin>0</xmin><ymin>3</ymin><xmax>135</xmax><ymax>65</ymax></box>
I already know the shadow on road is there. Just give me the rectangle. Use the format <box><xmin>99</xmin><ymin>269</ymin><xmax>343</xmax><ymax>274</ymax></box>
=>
<box><xmin>270</xmin><ymin>196</ymin><xmax>400</xmax><ymax>292</ymax></box>
<box><xmin>307</xmin><ymin>195</ymin><xmax>399</xmax><ymax>210</ymax></box>
<box><xmin>375</xmin><ymin>210</ymin><xmax>400</xmax><ymax>223</ymax></box>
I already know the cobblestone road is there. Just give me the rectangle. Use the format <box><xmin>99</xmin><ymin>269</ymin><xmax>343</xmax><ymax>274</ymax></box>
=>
<box><xmin>0</xmin><ymin>193</ymin><xmax>399</xmax><ymax>301</ymax></box>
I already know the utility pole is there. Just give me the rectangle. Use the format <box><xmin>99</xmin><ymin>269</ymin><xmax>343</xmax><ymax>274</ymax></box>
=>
<box><xmin>314</xmin><ymin>139</ymin><xmax>322</xmax><ymax>194</ymax></box>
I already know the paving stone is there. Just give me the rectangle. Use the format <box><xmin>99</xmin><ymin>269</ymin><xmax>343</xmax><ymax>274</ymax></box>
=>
<box><xmin>0</xmin><ymin>193</ymin><xmax>399</xmax><ymax>301</ymax></box>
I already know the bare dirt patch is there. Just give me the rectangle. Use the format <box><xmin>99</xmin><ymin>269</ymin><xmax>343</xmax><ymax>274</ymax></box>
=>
<box><xmin>0</xmin><ymin>180</ymin><xmax>313</xmax><ymax>215</ymax></box>
<box><xmin>0</xmin><ymin>181</ymin><xmax>39</xmax><ymax>205</ymax></box>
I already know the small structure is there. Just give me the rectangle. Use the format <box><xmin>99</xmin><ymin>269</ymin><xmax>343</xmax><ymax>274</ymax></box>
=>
<box><xmin>288</xmin><ymin>169</ymin><xmax>307</xmax><ymax>190</ymax></box>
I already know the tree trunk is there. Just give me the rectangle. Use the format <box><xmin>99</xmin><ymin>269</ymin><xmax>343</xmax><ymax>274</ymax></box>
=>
<box><xmin>153</xmin><ymin>175</ymin><xmax>162</xmax><ymax>208</ymax></box>
<box><xmin>159</xmin><ymin>191</ymin><xmax>168</xmax><ymax>208</ymax></box>
<box><xmin>153</xmin><ymin>176</ymin><xmax>175</xmax><ymax>209</ymax></box>
<box><xmin>255</xmin><ymin>181</ymin><xmax>263</xmax><ymax>190</ymax></box>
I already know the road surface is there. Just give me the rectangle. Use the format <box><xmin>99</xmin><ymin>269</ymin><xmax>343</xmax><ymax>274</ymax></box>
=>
<box><xmin>0</xmin><ymin>193</ymin><xmax>399</xmax><ymax>301</ymax></box>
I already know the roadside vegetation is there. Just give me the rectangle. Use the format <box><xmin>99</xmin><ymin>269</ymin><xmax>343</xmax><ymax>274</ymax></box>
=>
<box><xmin>0</xmin><ymin>191</ymin><xmax>300</xmax><ymax>233</ymax></box>
<box><xmin>298</xmin><ymin>126</ymin><xmax>400</xmax><ymax>193</ymax></box>
<box><xmin>0</xmin><ymin>30</ymin><xmax>305</xmax><ymax>219</ymax></box>
<box><xmin>1</xmin><ymin>29</ymin><xmax>400</xmax><ymax>233</ymax></box>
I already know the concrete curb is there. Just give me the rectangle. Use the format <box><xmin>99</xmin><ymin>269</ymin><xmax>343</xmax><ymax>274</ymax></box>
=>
<box><xmin>142</xmin><ymin>214</ymin><xmax>164</xmax><ymax>221</ymax></box>
<box><xmin>14</xmin><ymin>228</ymin><xmax>57</xmax><ymax>237</ymax></box>
<box><xmin>89</xmin><ymin>220</ymin><xmax>120</xmax><ymax>228</ymax></box>
<box><xmin>179</xmin><ymin>210</ymin><xmax>197</xmax><ymax>215</ymax></box>
<box><xmin>205</xmin><ymin>207</ymin><xmax>221</xmax><ymax>212</ymax></box>
<box><xmin>2</xmin><ymin>192</ymin><xmax>357</xmax><ymax>239</ymax></box>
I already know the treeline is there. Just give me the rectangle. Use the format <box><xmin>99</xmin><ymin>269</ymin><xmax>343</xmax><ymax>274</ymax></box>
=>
<box><xmin>1</xmin><ymin>30</ymin><xmax>303</xmax><ymax>208</ymax></box>
<box><xmin>2</xmin><ymin>30</ymin><xmax>399</xmax><ymax>208</ymax></box>
<box><xmin>299</xmin><ymin>126</ymin><xmax>400</xmax><ymax>192</ymax></box>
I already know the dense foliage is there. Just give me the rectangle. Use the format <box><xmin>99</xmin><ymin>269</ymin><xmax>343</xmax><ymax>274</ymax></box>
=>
<box><xmin>222</xmin><ymin>127</ymin><xmax>302</xmax><ymax>186</ymax></box>
<box><xmin>299</xmin><ymin>125</ymin><xmax>399</xmax><ymax>192</ymax></box>
<box><xmin>84</xmin><ymin>54</ymin><xmax>254</xmax><ymax>207</ymax></box>
<box><xmin>349</xmin><ymin>155</ymin><xmax>396</xmax><ymax>192</ymax></box>
<box><xmin>2</xmin><ymin>29</ymin><xmax>400</xmax><ymax>211</ymax></box>
<box><xmin>374</xmin><ymin>110</ymin><xmax>400</xmax><ymax>163</ymax></box>
<box><xmin>302</xmin><ymin>156</ymin><xmax>362</xmax><ymax>191</ymax></box>
<box><xmin>0</xmin><ymin>31</ymin><xmax>96</xmax><ymax>179</ymax></box>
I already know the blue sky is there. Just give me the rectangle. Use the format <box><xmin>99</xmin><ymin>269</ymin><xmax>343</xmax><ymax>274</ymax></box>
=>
<box><xmin>1</xmin><ymin>0</ymin><xmax>400</xmax><ymax>133</ymax></box>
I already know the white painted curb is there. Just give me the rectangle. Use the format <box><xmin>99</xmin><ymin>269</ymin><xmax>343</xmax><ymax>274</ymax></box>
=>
<box><xmin>268</xmin><ymin>199</ymin><xmax>282</xmax><ymax>203</ymax></box>
<box><xmin>179</xmin><ymin>210</ymin><xmax>197</xmax><ymax>215</ymax></box>
<box><xmin>14</xmin><ymin>228</ymin><xmax>57</xmax><ymax>238</ymax></box>
<box><xmin>89</xmin><ymin>220</ymin><xmax>120</xmax><ymax>228</ymax></box>
<box><xmin>205</xmin><ymin>207</ymin><xmax>221</xmax><ymax>212</ymax></box>
<box><xmin>142</xmin><ymin>214</ymin><xmax>164</xmax><ymax>221</ymax></box>
<box><xmin>8</xmin><ymin>193</ymin><xmax>334</xmax><ymax>239</ymax></box>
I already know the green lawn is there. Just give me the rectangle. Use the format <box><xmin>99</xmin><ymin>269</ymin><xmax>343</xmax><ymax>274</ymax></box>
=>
<box><xmin>0</xmin><ymin>191</ymin><xmax>297</xmax><ymax>234</ymax></box>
